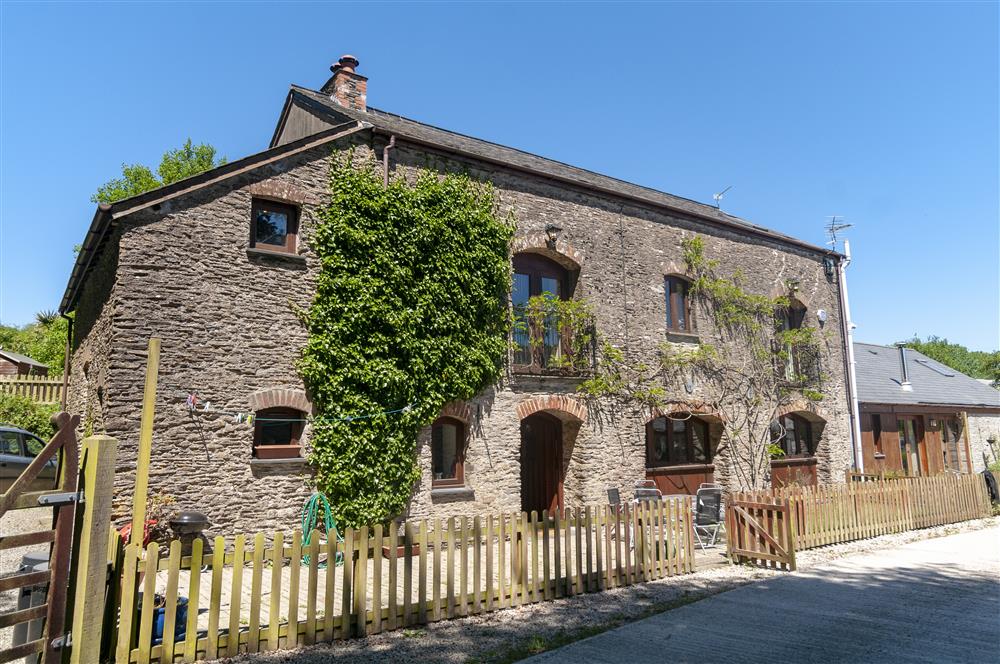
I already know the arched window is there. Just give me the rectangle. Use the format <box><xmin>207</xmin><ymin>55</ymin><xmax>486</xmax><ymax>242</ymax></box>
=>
<box><xmin>665</xmin><ymin>276</ymin><xmax>693</xmax><ymax>333</ymax></box>
<box><xmin>646</xmin><ymin>414</ymin><xmax>711</xmax><ymax>467</ymax></box>
<box><xmin>770</xmin><ymin>413</ymin><xmax>814</xmax><ymax>457</ymax></box>
<box><xmin>253</xmin><ymin>407</ymin><xmax>305</xmax><ymax>459</ymax></box>
<box><xmin>512</xmin><ymin>253</ymin><xmax>571</xmax><ymax>369</ymax></box>
<box><xmin>777</xmin><ymin>301</ymin><xmax>807</xmax><ymax>379</ymax></box>
<box><xmin>431</xmin><ymin>417</ymin><xmax>465</xmax><ymax>487</ymax></box>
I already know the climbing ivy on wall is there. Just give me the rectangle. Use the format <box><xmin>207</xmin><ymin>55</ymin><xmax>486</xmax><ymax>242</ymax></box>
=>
<box><xmin>299</xmin><ymin>155</ymin><xmax>514</xmax><ymax>527</ymax></box>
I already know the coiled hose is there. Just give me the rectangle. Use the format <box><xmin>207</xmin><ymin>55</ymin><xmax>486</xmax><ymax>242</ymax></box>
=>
<box><xmin>301</xmin><ymin>493</ymin><xmax>344</xmax><ymax>567</ymax></box>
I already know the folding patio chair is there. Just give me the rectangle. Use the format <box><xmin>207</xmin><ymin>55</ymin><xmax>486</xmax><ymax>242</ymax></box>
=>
<box><xmin>692</xmin><ymin>486</ymin><xmax>724</xmax><ymax>549</ymax></box>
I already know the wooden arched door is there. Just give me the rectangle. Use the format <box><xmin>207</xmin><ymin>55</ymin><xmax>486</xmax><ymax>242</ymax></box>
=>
<box><xmin>520</xmin><ymin>412</ymin><xmax>563</xmax><ymax>514</ymax></box>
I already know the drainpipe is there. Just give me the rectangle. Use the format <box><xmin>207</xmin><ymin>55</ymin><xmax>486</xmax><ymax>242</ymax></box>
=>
<box><xmin>836</xmin><ymin>241</ymin><xmax>864</xmax><ymax>473</ymax></box>
<box><xmin>382</xmin><ymin>135</ymin><xmax>396</xmax><ymax>186</ymax></box>
<box><xmin>60</xmin><ymin>313</ymin><xmax>73</xmax><ymax>411</ymax></box>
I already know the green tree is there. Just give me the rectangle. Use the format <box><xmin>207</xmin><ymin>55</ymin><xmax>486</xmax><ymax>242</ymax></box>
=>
<box><xmin>898</xmin><ymin>336</ymin><xmax>1000</xmax><ymax>383</ymax></box>
<box><xmin>91</xmin><ymin>139</ymin><xmax>225</xmax><ymax>204</ymax></box>
<box><xmin>0</xmin><ymin>393</ymin><xmax>59</xmax><ymax>437</ymax></box>
<box><xmin>0</xmin><ymin>313</ymin><xmax>69</xmax><ymax>376</ymax></box>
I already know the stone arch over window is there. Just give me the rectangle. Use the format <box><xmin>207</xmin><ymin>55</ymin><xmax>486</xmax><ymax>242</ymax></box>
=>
<box><xmin>247</xmin><ymin>181</ymin><xmax>318</xmax><ymax>206</ymax></box>
<box><xmin>770</xmin><ymin>283</ymin><xmax>812</xmax><ymax>311</ymax></box>
<box><xmin>770</xmin><ymin>409</ymin><xmax>827</xmax><ymax>457</ymax></box>
<box><xmin>248</xmin><ymin>388</ymin><xmax>311</xmax><ymax>414</ymax></box>
<box><xmin>515</xmin><ymin>395</ymin><xmax>587</xmax><ymax>423</ymax></box>
<box><xmin>511</xmin><ymin>233</ymin><xmax>584</xmax><ymax>272</ymax></box>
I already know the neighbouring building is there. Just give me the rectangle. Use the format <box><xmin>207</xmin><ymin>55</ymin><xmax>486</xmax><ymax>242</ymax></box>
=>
<box><xmin>855</xmin><ymin>342</ymin><xmax>1000</xmax><ymax>476</ymax></box>
<box><xmin>0</xmin><ymin>348</ymin><xmax>49</xmax><ymax>376</ymax></box>
<box><xmin>61</xmin><ymin>56</ymin><xmax>855</xmax><ymax>535</ymax></box>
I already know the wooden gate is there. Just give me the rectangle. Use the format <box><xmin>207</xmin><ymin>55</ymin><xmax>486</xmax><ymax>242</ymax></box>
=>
<box><xmin>0</xmin><ymin>413</ymin><xmax>80</xmax><ymax>664</ymax></box>
<box><xmin>725</xmin><ymin>495</ymin><xmax>796</xmax><ymax>571</ymax></box>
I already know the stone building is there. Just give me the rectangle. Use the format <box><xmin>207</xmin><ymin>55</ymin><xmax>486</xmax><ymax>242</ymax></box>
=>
<box><xmin>61</xmin><ymin>56</ymin><xmax>855</xmax><ymax>535</ymax></box>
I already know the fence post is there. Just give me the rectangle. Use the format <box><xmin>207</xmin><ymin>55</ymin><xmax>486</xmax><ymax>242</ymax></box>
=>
<box><xmin>69</xmin><ymin>434</ymin><xmax>119</xmax><ymax>664</ymax></box>
<box><xmin>130</xmin><ymin>337</ymin><xmax>160</xmax><ymax>548</ymax></box>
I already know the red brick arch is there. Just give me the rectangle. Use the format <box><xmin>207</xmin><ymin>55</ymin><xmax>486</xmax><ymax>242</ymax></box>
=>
<box><xmin>516</xmin><ymin>395</ymin><xmax>587</xmax><ymax>422</ymax></box>
<box><xmin>438</xmin><ymin>400</ymin><xmax>473</xmax><ymax>424</ymax></box>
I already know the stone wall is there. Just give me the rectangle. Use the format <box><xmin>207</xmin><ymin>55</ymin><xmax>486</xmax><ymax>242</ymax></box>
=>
<box><xmin>69</xmin><ymin>129</ymin><xmax>854</xmax><ymax>537</ymax></box>
<box><xmin>967</xmin><ymin>411</ymin><xmax>1000</xmax><ymax>471</ymax></box>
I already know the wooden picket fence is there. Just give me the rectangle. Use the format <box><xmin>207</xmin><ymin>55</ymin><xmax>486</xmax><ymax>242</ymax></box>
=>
<box><xmin>112</xmin><ymin>499</ymin><xmax>695</xmax><ymax>663</ymax></box>
<box><xmin>0</xmin><ymin>374</ymin><xmax>63</xmax><ymax>403</ymax></box>
<box><xmin>727</xmin><ymin>472</ymin><xmax>991</xmax><ymax>568</ymax></box>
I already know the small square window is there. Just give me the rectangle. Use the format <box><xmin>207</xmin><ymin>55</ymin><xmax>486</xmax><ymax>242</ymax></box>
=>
<box><xmin>251</xmin><ymin>199</ymin><xmax>298</xmax><ymax>253</ymax></box>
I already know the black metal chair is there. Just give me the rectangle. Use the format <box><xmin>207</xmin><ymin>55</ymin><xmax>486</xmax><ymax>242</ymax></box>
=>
<box><xmin>693</xmin><ymin>487</ymin><xmax>724</xmax><ymax>549</ymax></box>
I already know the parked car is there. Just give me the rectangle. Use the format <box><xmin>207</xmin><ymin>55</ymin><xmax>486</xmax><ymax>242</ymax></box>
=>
<box><xmin>0</xmin><ymin>425</ymin><xmax>57</xmax><ymax>493</ymax></box>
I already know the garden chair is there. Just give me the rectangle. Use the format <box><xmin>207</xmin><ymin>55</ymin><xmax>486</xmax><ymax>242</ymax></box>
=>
<box><xmin>692</xmin><ymin>486</ymin><xmax>724</xmax><ymax>549</ymax></box>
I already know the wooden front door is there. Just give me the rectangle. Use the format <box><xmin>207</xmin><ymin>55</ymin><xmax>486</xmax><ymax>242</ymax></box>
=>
<box><xmin>897</xmin><ymin>416</ymin><xmax>928</xmax><ymax>476</ymax></box>
<box><xmin>520</xmin><ymin>412</ymin><xmax>563</xmax><ymax>514</ymax></box>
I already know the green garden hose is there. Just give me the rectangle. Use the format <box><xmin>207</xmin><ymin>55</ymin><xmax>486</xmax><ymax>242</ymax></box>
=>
<box><xmin>300</xmin><ymin>493</ymin><xmax>344</xmax><ymax>567</ymax></box>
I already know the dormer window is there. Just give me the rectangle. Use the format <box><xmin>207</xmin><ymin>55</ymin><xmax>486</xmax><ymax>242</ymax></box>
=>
<box><xmin>251</xmin><ymin>199</ymin><xmax>298</xmax><ymax>253</ymax></box>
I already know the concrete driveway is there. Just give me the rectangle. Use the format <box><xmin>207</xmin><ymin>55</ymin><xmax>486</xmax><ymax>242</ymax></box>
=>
<box><xmin>529</xmin><ymin>527</ymin><xmax>1000</xmax><ymax>663</ymax></box>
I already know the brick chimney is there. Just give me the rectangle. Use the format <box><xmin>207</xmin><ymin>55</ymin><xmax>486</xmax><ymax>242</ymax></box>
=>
<box><xmin>321</xmin><ymin>55</ymin><xmax>367</xmax><ymax>112</ymax></box>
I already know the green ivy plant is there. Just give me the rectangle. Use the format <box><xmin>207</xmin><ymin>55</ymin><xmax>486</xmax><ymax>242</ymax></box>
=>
<box><xmin>298</xmin><ymin>156</ymin><xmax>514</xmax><ymax>527</ymax></box>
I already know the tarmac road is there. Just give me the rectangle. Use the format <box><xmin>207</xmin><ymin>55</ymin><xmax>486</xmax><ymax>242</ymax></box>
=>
<box><xmin>529</xmin><ymin>526</ymin><xmax>1000</xmax><ymax>663</ymax></box>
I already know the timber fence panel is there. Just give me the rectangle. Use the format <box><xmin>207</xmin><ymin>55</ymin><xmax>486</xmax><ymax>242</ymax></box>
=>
<box><xmin>113</xmin><ymin>501</ymin><xmax>699</xmax><ymax>661</ymax></box>
<box><xmin>0</xmin><ymin>375</ymin><xmax>63</xmax><ymax>403</ymax></box>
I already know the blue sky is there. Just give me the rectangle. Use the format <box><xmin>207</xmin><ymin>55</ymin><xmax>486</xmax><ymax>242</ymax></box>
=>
<box><xmin>1</xmin><ymin>1</ymin><xmax>997</xmax><ymax>350</ymax></box>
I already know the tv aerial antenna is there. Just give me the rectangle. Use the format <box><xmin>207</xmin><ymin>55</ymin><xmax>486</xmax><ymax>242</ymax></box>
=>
<box><xmin>825</xmin><ymin>216</ymin><xmax>852</xmax><ymax>251</ymax></box>
<box><xmin>713</xmin><ymin>185</ymin><xmax>732</xmax><ymax>209</ymax></box>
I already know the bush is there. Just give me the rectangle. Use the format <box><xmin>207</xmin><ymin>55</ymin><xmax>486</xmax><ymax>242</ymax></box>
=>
<box><xmin>0</xmin><ymin>392</ymin><xmax>59</xmax><ymax>438</ymax></box>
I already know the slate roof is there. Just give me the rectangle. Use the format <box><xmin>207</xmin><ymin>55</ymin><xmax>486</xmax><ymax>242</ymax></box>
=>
<box><xmin>0</xmin><ymin>348</ymin><xmax>48</xmax><ymax>369</ymax></box>
<box><xmin>286</xmin><ymin>86</ymin><xmax>836</xmax><ymax>256</ymax></box>
<box><xmin>62</xmin><ymin>82</ymin><xmax>840</xmax><ymax>314</ymax></box>
<box><xmin>854</xmin><ymin>342</ymin><xmax>1000</xmax><ymax>409</ymax></box>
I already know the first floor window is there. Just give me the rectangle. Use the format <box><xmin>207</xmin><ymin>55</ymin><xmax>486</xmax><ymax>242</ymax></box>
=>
<box><xmin>770</xmin><ymin>414</ymin><xmax>814</xmax><ymax>457</ymax></box>
<box><xmin>431</xmin><ymin>417</ymin><xmax>465</xmax><ymax>487</ymax></box>
<box><xmin>253</xmin><ymin>407</ymin><xmax>304</xmax><ymax>457</ymax></box>
<box><xmin>646</xmin><ymin>415</ymin><xmax>711</xmax><ymax>467</ymax></box>
<box><xmin>665</xmin><ymin>276</ymin><xmax>693</xmax><ymax>333</ymax></box>
<box><xmin>251</xmin><ymin>199</ymin><xmax>299</xmax><ymax>253</ymax></box>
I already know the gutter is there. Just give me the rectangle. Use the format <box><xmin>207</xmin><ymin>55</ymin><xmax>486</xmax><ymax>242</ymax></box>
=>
<box><xmin>59</xmin><ymin>313</ymin><xmax>73</xmax><ymax>410</ymax></box>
